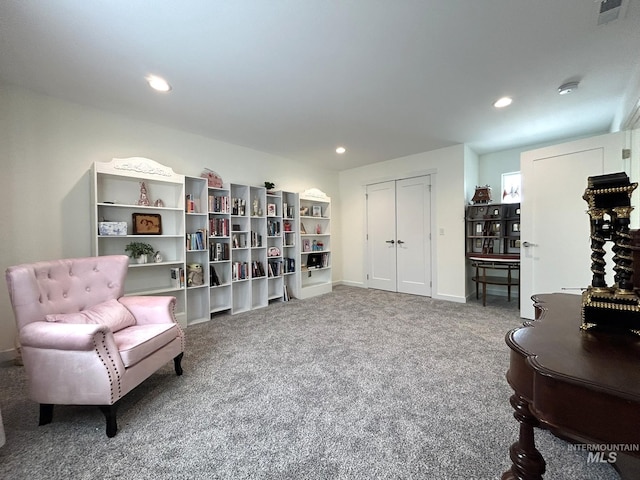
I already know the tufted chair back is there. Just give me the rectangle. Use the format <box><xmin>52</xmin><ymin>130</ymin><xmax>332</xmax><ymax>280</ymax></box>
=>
<box><xmin>6</xmin><ymin>255</ymin><xmax>128</xmax><ymax>331</ymax></box>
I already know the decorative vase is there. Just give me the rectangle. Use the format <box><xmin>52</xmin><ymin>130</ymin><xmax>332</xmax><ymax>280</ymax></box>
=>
<box><xmin>136</xmin><ymin>254</ymin><xmax>148</xmax><ymax>264</ymax></box>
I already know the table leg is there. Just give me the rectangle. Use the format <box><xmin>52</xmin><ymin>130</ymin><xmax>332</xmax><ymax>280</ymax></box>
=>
<box><xmin>475</xmin><ymin>264</ymin><xmax>480</xmax><ymax>300</ymax></box>
<box><xmin>482</xmin><ymin>266</ymin><xmax>487</xmax><ymax>306</ymax></box>
<box><xmin>502</xmin><ymin>394</ymin><xmax>546</xmax><ymax>480</ymax></box>
<box><xmin>507</xmin><ymin>267</ymin><xmax>512</xmax><ymax>302</ymax></box>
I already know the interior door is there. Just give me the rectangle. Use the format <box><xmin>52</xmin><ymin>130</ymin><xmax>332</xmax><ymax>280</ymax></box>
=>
<box><xmin>396</xmin><ymin>176</ymin><xmax>432</xmax><ymax>296</ymax></box>
<box><xmin>366</xmin><ymin>176</ymin><xmax>432</xmax><ymax>296</ymax></box>
<box><xmin>520</xmin><ymin>132</ymin><xmax>626</xmax><ymax>319</ymax></box>
<box><xmin>366</xmin><ymin>181</ymin><xmax>397</xmax><ymax>291</ymax></box>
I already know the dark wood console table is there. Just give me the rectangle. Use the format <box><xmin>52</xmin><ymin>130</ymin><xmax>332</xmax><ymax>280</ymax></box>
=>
<box><xmin>502</xmin><ymin>293</ymin><xmax>640</xmax><ymax>480</ymax></box>
<box><xmin>469</xmin><ymin>255</ymin><xmax>519</xmax><ymax>306</ymax></box>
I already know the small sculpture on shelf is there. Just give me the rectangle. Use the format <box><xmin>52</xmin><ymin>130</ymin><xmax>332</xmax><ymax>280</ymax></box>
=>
<box><xmin>138</xmin><ymin>182</ymin><xmax>151</xmax><ymax>206</ymax></box>
<box><xmin>581</xmin><ymin>172</ymin><xmax>640</xmax><ymax>334</ymax></box>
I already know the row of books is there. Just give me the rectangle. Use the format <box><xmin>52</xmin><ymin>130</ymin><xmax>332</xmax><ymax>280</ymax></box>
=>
<box><xmin>210</xmin><ymin>265</ymin><xmax>223</xmax><ymax>286</ymax></box>
<box><xmin>231</xmin><ymin>197</ymin><xmax>247</xmax><ymax>216</ymax></box>
<box><xmin>186</xmin><ymin>229</ymin><xmax>207</xmax><ymax>251</ymax></box>
<box><xmin>267</xmin><ymin>220</ymin><xmax>281</xmax><ymax>236</ymax></box>
<box><xmin>268</xmin><ymin>257</ymin><xmax>295</xmax><ymax>277</ymax></box>
<box><xmin>250</xmin><ymin>231</ymin><xmax>262</xmax><ymax>247</ymax></box>
<box><xmin>210</xmin><ymin>218</ymin><xmax>230</xmax><ymax>237</ymax></box>
<box><xmin>173</xmin><ymin>263</ymin><xmax>296</xmax><ymax>289</ymax></box>
<box><xmin>283</xmin><ymin>283</ymin><xmax>291</xmax><ymax>302</ymax></box>
<box><xmin>210</xmin><ymin>242</ymin><xmax>230</xmax><ymax>261</ymax></box>
<box><xmin>231</xmin><ymin>260</ymin><xmax>269</xmax><ymax>281</ymax></box>
<box><xmin>251</xmin><ymin>261</ymin><xmax>266</xmax><ymax>278</ymax></box>
<box><xmin>170</xmin><ymin>267</ymin><xmax>185</xmax><ymax>288</ymax></box>
<box><xmin>208</xmin><ymin>195</ymin><xmax>230</xmax><ymax>214</ymax></box>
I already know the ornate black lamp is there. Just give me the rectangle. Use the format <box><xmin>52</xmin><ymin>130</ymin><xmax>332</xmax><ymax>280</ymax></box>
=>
<box><xmin>581</xmin><ymin>172</ymin><xmax>640</xmax><ymax>333</ymax></box>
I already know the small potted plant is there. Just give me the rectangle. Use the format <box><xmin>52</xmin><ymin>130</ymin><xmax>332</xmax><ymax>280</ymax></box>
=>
<box><xmin>125</xmin><ymin>241</ymin><xmax>155</xmax><ymax>264</ymax></box>
<box><xmin>264</xmin><ymin>181</ymin><xmax>275</xmax><ymax>193</ymax></box>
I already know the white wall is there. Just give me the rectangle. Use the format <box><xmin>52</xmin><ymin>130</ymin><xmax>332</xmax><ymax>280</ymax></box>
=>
<box><xmin>338</xmin><ymin>144</ymin><xmax>469</xmax><ymax>303</ymax></box>
<box><xmin>0</xmin><ymin>84</ymin><xmax>341</xmax><ymax>359</ymax></box>
<box><xmin>477</xmin><ymin>136</ymin><xmax>593</xmax><ymax>199</ymax></box>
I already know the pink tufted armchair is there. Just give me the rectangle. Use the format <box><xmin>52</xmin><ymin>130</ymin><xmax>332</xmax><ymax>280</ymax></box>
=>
<box><xmin>5</xmin><ymin>255</ymin><xmax>185</xmax><ymax>437</ymax></box>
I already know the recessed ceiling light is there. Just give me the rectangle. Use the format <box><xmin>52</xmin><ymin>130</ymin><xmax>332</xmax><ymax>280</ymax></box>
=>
<box><xmin>336</xmin><ymin>146</ymin><xmax>346</xmax><ymax>154</ymax></box>
<box><xmin>493</xmin><ymin>97</ymin><xmax>513</xmax><ymax>108</ymax></box>
<box><xmin>146</xmin><ymin>75</ymin><xmax>172</xmax><ymax>92</ymax></box>
<box><xmin>558</xmin><ymin>81</ymin><xmax>579</xmax><ymax>95</ymax></box>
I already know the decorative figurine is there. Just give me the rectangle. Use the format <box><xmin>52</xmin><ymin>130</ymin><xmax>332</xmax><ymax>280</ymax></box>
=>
<box><xmin>138</xmin><ymin>182</ymin><xmax>151</xmax><ymax>206</ymax></box>
<box><xmin>471</xmin><ymin>185</ymin><xmax>492</xmax><ymax>204</ymax></box>
<box><xmin>153</xmin><ymin>251</ymin><xmax>163</xmax><ymax>263</ymax></box>
<box><xmin>154</xmin><ymin>198</ymin><xmax>164</xmax><ymax>207</ymax></box>
<box><xmin>581</xmin><ymin>172</ymin><xmax>640</xmax><ymax>334</ymax></box>
<box><xmin>187</xmin><ymin>263</ymin><xmax>204</xmax><ymax>287</ymax></box>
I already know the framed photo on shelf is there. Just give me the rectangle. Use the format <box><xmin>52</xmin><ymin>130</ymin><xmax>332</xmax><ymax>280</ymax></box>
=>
<box><xmin>132</xmin><ymin>213</ymin><xmax>162</xmax><ymax>235</ymax></box>
<box><xmin>312</xmin><ymin>205</ymin><xmax>322</xmax><ymax>217</ymax></box>
<box><xmin>267</xmin><ymin>203</ymin><xmax>276</xmax><ymax>216</ymax></box>
<box><xmin>303</xmin><ymin>239</ymin><xmax>311</xmax><ymax>252</ymax></box>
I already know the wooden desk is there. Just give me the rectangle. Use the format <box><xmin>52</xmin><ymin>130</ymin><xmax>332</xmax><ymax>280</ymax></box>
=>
<box><xmin>469</xmin><ymin>256</ymin><xmax>519</xmax><ymax>306</ymax></box>
<box><xmin>502</xmin><ymin>293</ymin><xmax>640</xmax><ymax>480</ymax></box>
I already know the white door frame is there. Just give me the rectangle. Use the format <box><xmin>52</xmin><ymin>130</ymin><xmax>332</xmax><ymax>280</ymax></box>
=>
<box><xmin>364</xmin><ymin>172</ymin><xmax>435</xmax><ymax>296</ymax></box>
<box><xmin>520</xmin><ymin>132</ymin><xmax>626</xmax><ymax>319</ymax></box>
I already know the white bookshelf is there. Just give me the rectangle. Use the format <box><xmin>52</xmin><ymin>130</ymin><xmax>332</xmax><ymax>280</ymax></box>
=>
<box><xmin>208</xmin><ymin>185</ymin><xmax>232</xmax><ymax>314</ymax></box>
<box><xmin>92</xmin><ymin>159</ymin><xmax>329</xmax><ymax>323</ymax></box>
<box><xmin>298</xmin><ymin>188</ymin><xmax>332</xmax><ymax>299</ymax></box>
<box><xmin>281</xmin><ymin>191</ymin><xmax>299</xmax><ymax>301</ymax></box>
<box><xmin>185</xmin><ymin>176</ymin><xmax>210</xmax><ymax>325</ymax></box>
<box><xmin>91</xmin><ymin>157</ymin><xmax>188</xmax><ymax>327</ymax></box>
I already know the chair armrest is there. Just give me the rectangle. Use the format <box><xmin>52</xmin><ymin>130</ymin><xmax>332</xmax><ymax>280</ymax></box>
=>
<box><xmin>118</xmin><ymin>296</ymin><xmax>177</xmax><ymax>325</ymax></box>
<box><xmin>20</xmin><ymin>321</ymin><xmax>111</xmax><ymax>351</ymax></box>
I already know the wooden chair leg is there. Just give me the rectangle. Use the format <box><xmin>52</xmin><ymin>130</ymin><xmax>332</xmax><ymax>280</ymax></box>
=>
<box><xmin>99</xmin><ymin>404</ymin><xmax>118</xmax><ymax>438</ymax></box>
<box><xmin>39</xmin><ymin>404</ymin><xmax>54</xmax><ymax>425</ymax></box>
<box><xmin>174</xmin><ymin>352</ymin><xmax>184</xmax><ymax>376</ymax></box>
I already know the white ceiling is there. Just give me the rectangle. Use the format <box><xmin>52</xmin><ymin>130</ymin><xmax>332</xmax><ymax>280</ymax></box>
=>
<box><xmin>1</xmin><ymin>0</ymin><xmax>640</xmax><ymax>171</ymax></box>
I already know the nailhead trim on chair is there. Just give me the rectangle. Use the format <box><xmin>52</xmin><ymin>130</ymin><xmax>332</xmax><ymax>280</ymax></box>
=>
<box><xmin>93</xmin><ymin>332</ymin><xmax>121</xmax><ymax>404</ymax></box>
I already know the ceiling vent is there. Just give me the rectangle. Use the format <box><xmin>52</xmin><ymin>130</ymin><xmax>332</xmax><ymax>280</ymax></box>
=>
<box><xmin>596</xmin><ymin>0</ymin><xmax>628</xmax><ymax>25</ymax></box>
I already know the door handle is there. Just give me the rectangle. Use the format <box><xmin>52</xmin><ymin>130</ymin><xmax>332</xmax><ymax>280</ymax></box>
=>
<box><xmin>385</xmin><ymin>240</ymin><xmax>395</xmax><ymax>244</ymax></box>
<box><xmin>397</xmin><ymin>240</ymin><xmax>405</xmax><ymax>245</ymax></box>
<box><xmin>522</xmin><ymin>241</ymin><xmax>537</xmax><ymax>248</ymax></box>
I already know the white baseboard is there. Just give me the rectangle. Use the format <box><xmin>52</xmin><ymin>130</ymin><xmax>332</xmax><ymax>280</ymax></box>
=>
<box><xmin>0</xmin><ymin>348</ymin><xmax>17</xmax><ymax>364</ymax></box>
<box><xmin>334</xmin><ymin>280</ymin><xmax>365</xmax><ymax>288</ymax></box>
<box><xmin>432</xmin><ymin>293</ymin><xmax>467</xmax><ymax>303</ymax></box>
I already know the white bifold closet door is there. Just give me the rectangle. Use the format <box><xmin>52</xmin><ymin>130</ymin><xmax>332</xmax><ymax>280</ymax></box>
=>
<box><xmin>366</xmin><ymin>176</ymin><xmax>432</xmax><ymax>296</ymax></box>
